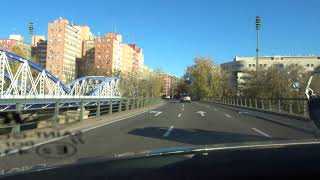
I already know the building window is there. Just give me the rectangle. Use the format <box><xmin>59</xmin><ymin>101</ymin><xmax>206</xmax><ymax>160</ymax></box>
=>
<box><xmin>311</xmin><ymin>64</ymin><xmax>314</xmax><ymax>67</ymax></box>
<box><xmin>249</xmin><ymin>64</ymin><xmax>251</xmax><ymax>67</ymax></box>
<box><xmin>264</xmin><ymin>64</ymin><xmax>267</xmax><ymax>67</ymax></box>
<box><xmin>271</xmin><ymin>57</ymin><xmax>274</xmax><ymax>60</ymax></box>
<box><xmin>306</xmin><ymin>64</ymin><xmax>310</xmax><ymax>67</ymax></box>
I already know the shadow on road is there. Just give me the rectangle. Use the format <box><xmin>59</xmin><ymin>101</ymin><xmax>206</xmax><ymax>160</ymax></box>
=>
<box><xmin>253</xmin><ymin>116</ymin><xmax>315</xmax><ymax>135</ymax></box>
<box><xmin>128</xmin><ymin>127</ymin><xmax>286</xmax><ymax>145</ymax></box>
<box><xmin>204</xmin><ymin>103</ymin><xmax>315</xmax><ymax>136</ymax></box>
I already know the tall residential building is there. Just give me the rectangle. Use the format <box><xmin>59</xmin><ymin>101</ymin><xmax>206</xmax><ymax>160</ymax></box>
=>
<box><xmin>94</xmin><ymin>33</ymin><xmax>122</xmax><ymax>75</ymax></box>
<box><xmin>0</xmin><ymin>35</ymin><xmax>31</xmax><ymax>59</ymax></box>
<box><xmin>46</xmin><ymin>17</ymin><xmax>82</xmax><ymax>82</ymax></box>
<box><xmin>129</xmin><ymin>44</ymin><xmax>144</xmax><ymax>74</ymax></box>
<box><xmin>221</xmin><ymin>55</ymin><xmax>320</xmax><ymax>92</ymax></box>
<box><xmin>159</xmin><ymin>73</ymin><xmax>178</xmax><ymax>97</ymax></box>
<box><xmin>121</xmin><ymin>43</ymin><xmax>134</xmax><ymax>77</ymax></box>
<box><xmin>31</xmin><ymin>35</ymin><xmax>46</xmax><ymax>47</ymax></box>
<box><xmin>77</xmin><ymin>39</ymin><xmax>95</xmax><ymax>77</ymax></box>
<box><xmin>75</xmin><ymin>26</ymin><xmax>95</xmax><ymax>78</ymax></box>
<box><xmin>120</xmin><ymin>44</ymin><xmax>144</xmax><ymax>77</ymax></box>
<box><xmin>31</xmin><ymin>39</ymin><xmax>47</xmax><ymax>68</ymax></box>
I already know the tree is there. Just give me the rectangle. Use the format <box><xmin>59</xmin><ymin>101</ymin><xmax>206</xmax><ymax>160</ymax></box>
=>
<box><xmin>240</xmin><ymin>65</ymin><xmax>309</xmax><ymax>98</ymax></box>
<box><xmin>119</xmin><ymin>70</ymin><xmax>163</xmax><ymax>98</ymax></box>
<box><xmin>182</xmin><ymin>57</ymin><xmax>230</xmax><ymax>99</ymax></box>
<box><xmin>85</xmin><ymin>63</ymin><xmax>112</xmax><ymax>77</ymax></box>
<box><xmin>10</xmin><ymin>46</ymin><xmax>29</xmax><ymax>74</ymax></box>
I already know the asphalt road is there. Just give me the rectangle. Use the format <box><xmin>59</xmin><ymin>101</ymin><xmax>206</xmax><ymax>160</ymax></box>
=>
<box><xmin>0</xmin><ymin>100</ymin><xmax>318</xmax><ymax>174</ymax></box>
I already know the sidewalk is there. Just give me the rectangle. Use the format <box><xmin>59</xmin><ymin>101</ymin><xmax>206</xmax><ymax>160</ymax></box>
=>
<box><xmin>0</xmin><ymin>102</ymin><xmax>165</xmax><ymax>156</ymax></box>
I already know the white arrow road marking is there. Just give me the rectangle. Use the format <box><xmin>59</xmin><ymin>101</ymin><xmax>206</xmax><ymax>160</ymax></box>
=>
<box><xmin>163</xmin><ymin>126</ymin><xmax>174</xmax><ymax>137</ymax></box>
<box><xmin>225</xmin><ymin>114</ymin><xmax>232</xmax><ymax>118</ymax></box>
<box><xmin>252</xmin><ymin>128</ymin><xmax>272</xmax><ymax>138</ymax></box>
<box><xmin>149</xmin><ymin>111</ymin><xmax>162</xmax><ymax>116</ymax></box>
<box><xmin>196</xmin><ymin>111</ymin><xmax>206</xmax><ymax>117</ymax></box>
<box><xmin>178</xmin><ymin>113</ymin><xmax>182</xmax><ymax>118</ymax></box>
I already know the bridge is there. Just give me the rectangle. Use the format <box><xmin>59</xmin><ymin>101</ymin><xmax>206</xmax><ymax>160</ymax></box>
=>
<box><xmin>0</xmin><ymin>50</ymin><xmax>123</xmax><ymax>113</ymax></box>
<box><xmin>0</xmin><ymin>49</ymin><xmax>121</xmax><ymax>99</ymax></box>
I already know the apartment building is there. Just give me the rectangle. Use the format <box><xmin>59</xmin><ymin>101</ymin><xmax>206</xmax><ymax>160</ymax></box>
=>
<box><xmin>159</xmin><ymin>73</ymin><xmax>178</xmax><ymax>97</ymax></box>
<box><xmin>46</xmin><ymin>18</ymin><xmax>83</xmax><ymax>82</ymax></box>
<box><xmin>31</xmin><ymin>39</ymin><xmax>47</xmax><ymax>68</ymax></box>
<box><xmin>94</xmin><ymin>33</ymin><xmax>122</xmax><ymax>75</ymax></box>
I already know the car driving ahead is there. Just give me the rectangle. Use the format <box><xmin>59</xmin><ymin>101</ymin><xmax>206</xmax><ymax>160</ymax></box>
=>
<box><xmin>180</xmin><ymin>94</ymin><xmax>191</xmax><ymax>103</ymax></box>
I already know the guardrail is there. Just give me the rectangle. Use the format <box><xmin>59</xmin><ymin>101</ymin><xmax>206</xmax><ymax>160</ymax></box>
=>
<box><xmin>201</xmin><ymin>97</ymin><xmax>309</xmax><ymax>118</ymax></box>
<box><xmin>0</xmin><ymin>97</ymin><xmax>162</xmax><ymax>134</ymax></box>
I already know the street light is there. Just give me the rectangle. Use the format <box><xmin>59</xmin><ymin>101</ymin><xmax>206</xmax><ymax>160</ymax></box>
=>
<box><xmin>255</xmin><ymin>16</ymin><xmax>261</xmax><ymax>71</ymax></box>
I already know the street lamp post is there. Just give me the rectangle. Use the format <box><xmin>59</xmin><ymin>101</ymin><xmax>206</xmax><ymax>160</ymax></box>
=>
<box><xmin>255</xmin><ymin>16</ymin><xmax>261</xmax><ymax>71</ymax></box>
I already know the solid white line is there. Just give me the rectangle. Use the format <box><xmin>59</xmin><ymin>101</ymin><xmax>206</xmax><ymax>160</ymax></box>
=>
<box><xmin>178</xmin><ymin>113</ymin><xmax>182</xmax><ymax>118</ymax></box>
<box><xmin>163</xmin><ymin>126</ymin><xmax>174</xmax><ymax>137</ymax></box>
<box><xmin>225</xmin><ymin>114</ymin><xmax>232</xmax><ymax>118</ymax></box>
<box><xmin>252</xmin><ymin>128</ymin><xmax>272</xmax><ymax>138</ymax></box>
<box><xmin>0</xmin><ymin>104</ymin><xmax>165</xmax><ymax>158</ymax></box>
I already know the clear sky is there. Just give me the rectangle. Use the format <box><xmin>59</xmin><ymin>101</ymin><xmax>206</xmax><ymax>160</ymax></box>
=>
<box><xmin>1</xmin><ymin>0</ymin><xmax>320</xmax><ymax>77</ymax></box>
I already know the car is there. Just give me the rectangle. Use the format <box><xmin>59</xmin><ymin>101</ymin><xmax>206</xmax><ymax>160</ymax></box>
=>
<box><xmin>180</xmin><ymin>94</ymin><xmax>191</xmax><ymax>103</ymax></box>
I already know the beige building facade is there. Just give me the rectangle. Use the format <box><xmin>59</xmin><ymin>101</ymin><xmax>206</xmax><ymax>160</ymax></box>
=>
<box><xmin>221</xmin><ymin>56</ymin><xmax>320</xmax><ymax>92</ymax></box>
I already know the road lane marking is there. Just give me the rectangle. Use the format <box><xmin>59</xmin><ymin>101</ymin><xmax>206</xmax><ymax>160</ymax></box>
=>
<box><xmin>207</xmin><ymin>105</ymin><xmax>210</xmax><ymax>108</ymax></box>
<box><xmin>0</xmin><ymin>103</ymin><xmax>166</xmax><ymax>158</ymax></box>
<box><xmin>182</xmin><ymin>108</ymin><xmax>184</xmax><ymax>111</ymax></box>
<box><xmin>149</xmin><ymin>111</ymin><xmax>162</xmax><ymax>116</ymax></box>
<box><xmin>196</xmin><ymin>111</ymin><xmax>206</xmax><ymax>117</ymax></box>
<box><xmin>214</xmin><ymin>108</ymin><xmax>218</xmax><ymax>111</ymax></box>
<box><xmin>182</xmin><ymin>104</ymin><xmax>184</xmax><ymax>108</ymax></box>
<box><xmin>163</xmin><ymin>126</ymin><xmax>174</xmax><ymax>137</ymax></box>
<box><xmin>252</xmin><ymin>128</ymin><xmax>272</xmax><ymax>138</ymax></box>
<box><xmin>225</xmin><ymin>114</ymin><xmax>232</xmax><ymax>118</ymax></box>
<box><xmin>239</xmin><ymin>111</ymin><xmax>249</xmax><ymax>115</ymax></box>
<box><xmin>178</xmin><ymin>113</ymin><xmax>182</xmax><ymax>118</ymax></box>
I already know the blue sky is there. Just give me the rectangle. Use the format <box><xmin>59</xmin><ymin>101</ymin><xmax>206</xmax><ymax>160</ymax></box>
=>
<box><xmin>1</xmin><ymin>0</ymin><xmax>320</xmax><ymax>77</ymax></box>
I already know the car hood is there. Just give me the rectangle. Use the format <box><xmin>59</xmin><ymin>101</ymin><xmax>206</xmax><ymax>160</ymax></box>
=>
<box><xmin>3</xmin><ymin>139</ymin><xmax>320</xmax><ymax>178</ymax></box>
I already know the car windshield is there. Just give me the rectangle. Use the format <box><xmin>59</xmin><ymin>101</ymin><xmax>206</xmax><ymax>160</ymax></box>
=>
<box><xmin>1</xmin><ymin>0</ymin><xmax>320</xmax><ymax>177</ymax></box>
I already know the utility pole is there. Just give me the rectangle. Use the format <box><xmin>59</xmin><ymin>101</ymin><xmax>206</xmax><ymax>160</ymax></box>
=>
<box><xmin>255</xmin><ymin>16</ymin><xmax>261</xmax><ymax>71</ymax></box>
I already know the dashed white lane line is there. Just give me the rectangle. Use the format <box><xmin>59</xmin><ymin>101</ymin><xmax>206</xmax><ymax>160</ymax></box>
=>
<box><xmin>182</xmin><ymin>108</ymin><xmax>184</xmax><ymax>111</ymax></box>
<box><xmin>225</xmin><ymin>114</ymin><xmax>232</xmax><ymax>118</ymax></box>
<box><xmin>252</xmin><ymin>128</ymin><xmax>272</xmax><ymax>138</ymax></box>
<box><xmin>214</xmin><ymin>108</ymin><xmax>218</xmax><ymax>111</ymax></box>
<box><xmin>178</xmin><ymin>113</ymin><xmax>182</xmax><ymax>118</ymax></box>
<box><xmin>163</xmin><ymin>126</ymin><xmax>174</xmax><ymax>137</ymax></box>
<box><xmin>182</xmin><ymin>104</ymin><xmax>184</xmax><ymax>108</ymax></box>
